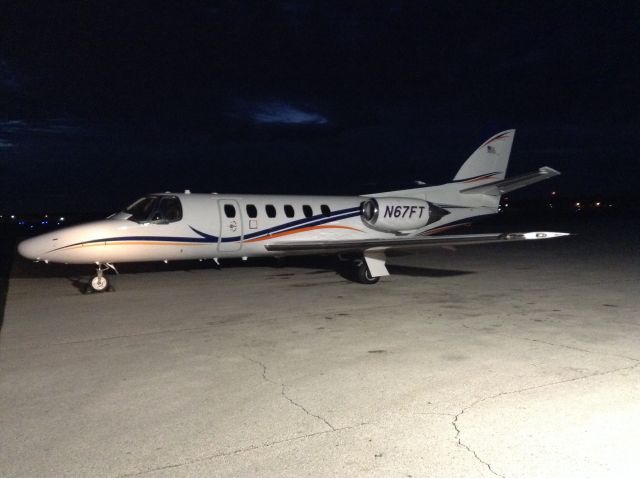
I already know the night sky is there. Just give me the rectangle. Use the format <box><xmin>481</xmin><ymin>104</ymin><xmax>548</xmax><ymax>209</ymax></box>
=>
<box><xmin>1</xmin><ymin>1</ymin><xmax>638</xmax><ymax>213</ymax></box>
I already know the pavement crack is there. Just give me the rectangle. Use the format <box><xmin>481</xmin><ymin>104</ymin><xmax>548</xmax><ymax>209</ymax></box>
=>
<box><xmin>451</xmin><ymin>361</ymin><xmax>640</xmax><ymax>478</ymax></box>
<box><xmin>244</xmin><ymin>356</ymin><xmax>336</xmax><ymax>431</ymax></box>
<box><xmin>461</xmin><ymin>324</ymin><xmax>640</xmax><ymax>363</ymax></box>
<box><xmin>452</xmin><ymin>410</ymin><xmax>505</xmax><ymax>477</ymax></box>
<box><xmin>118</xmin><ymin>425</ymin><xmax>362</xmax><ymax>477</ymax></box>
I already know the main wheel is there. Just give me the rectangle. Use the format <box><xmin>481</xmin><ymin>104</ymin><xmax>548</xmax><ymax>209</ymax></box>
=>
<box><xmin>357</xmin><ymin>262</ymin><xmax>380</xmax><ymax>284</ymax></box>
<box><xmin>90</xmin><ymin>274</ymin><xmax>110</xmax><ymax>292</ymax></box>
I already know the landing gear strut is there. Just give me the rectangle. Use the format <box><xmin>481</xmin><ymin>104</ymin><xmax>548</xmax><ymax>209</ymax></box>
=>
<box><xmin>88</xmin><ymin>263</ymin><xmax>117</xmax><ymax>293</ymax></box>
<box><xmin>356</xmin><ymin>260</ymin><xmax>380</xmax><ymax>285</ymax></box>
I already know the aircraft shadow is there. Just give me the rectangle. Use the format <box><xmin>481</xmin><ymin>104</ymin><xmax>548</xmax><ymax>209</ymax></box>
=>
<box><xmin>10</xmin><ymin>253</ymin><xmax>475</xmax><ymax>294</ymax></box>
<box><xmin>386</xmin><ymin>265</ymin><xmax>475</xmax><ymax>278</ymax></box>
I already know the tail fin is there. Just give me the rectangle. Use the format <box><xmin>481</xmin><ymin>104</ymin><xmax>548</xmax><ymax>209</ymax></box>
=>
<box><xmin>453</xmin><ymin>129</ymin><xmax>515</xmax><ymax>182</ymax></box>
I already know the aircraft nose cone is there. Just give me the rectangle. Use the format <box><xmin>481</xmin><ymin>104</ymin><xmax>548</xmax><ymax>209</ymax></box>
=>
<box><xmin>18</xmin><ymin>237</ymin><xmax>45</xmax><ymax>260</ymax></box>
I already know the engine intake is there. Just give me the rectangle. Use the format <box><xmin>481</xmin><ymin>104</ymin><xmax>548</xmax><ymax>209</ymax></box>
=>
<box><xmin>360</xmin><ymin>197</ymin><xmax>448</xmax><ymax>233</ymax></box>
<box><xmin>361</xmin><ymin>197</ymin><xmax>428</xmax><ymax>232</ymax></box>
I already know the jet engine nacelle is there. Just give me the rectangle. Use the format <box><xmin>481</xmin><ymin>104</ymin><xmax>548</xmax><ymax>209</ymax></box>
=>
<box><xmin>360</xmin><ymin>197</ymin><xmax>434</xmax><ymax>232</ymax></box>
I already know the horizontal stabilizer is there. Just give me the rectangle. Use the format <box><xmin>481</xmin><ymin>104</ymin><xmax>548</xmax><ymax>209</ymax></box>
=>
<box><xmin>460</xmin><ymin>166</ymin><xmax>560</xmax><ymax>195</ymax></box>
<box><xmin>265</xmin><ymin>231</ymin><xmax>570</xmax><ymax>255</ymax></box>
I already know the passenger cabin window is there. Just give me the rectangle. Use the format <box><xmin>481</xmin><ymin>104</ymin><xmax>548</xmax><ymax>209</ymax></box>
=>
<box><xmin>224</xmin><ymin>204</ymin><xmax>236</xmax><ymax>218</ymax></box>
<box><xmin>321</xmin><ymin>204</ymin><xmax>331</xmax><ymax>216</ymax></box>
<box><xmin>303</xmin><ymin>205</ymin><xmax>313</xmax><ymax>218</ymax></box>
<box><xmin>246</xmin><ymin>204</ymin><xmax>257</xmax><ymax>218</ymax></box>
<box><xmin>266</xmin><ymin>204</ymin><xmax>276</xmax><ymax>218</ymax></box>
<box><xmin>284</xmin><ymin>205</ymin><xmax>295</xmax><ymax>218</ymax></box>
<box><xmin>125</xmin><ymin>195</ymin><xmax>182</xmax><ymax>223</ymax></box>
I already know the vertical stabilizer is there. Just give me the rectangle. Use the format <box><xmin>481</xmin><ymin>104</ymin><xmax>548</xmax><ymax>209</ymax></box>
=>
<box><xmin>453</xmin><ymin>129</ymin><xmax>515</xmax><ymax>182</ymax></box>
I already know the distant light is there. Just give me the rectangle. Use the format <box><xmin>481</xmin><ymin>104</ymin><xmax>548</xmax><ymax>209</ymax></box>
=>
<box><xmin>44</xmin><ymin>214</ymin><xmax>48</xmax><ymax>218</ymax></box>
<box><xmin>504</xmin><ymin>203</ymin><xmax>509</xmax><ymax>207</ymax></box>
<box><xmin>551</xmin><ymin>191</ymin><xmax>557</xmax><ymax>196</ymax></box>
<box><xmin>609</xmin><ymin>204</ymin><xmax>613</xmax><ymax>207</ymax></box>
<box><xmin>59</xmin><ymin>217</ymin><xmax>65</xmax><ymax>222</ymax></box>
<box><xmin>575</xmin><ymin>202</ymin><xmax>581</xmax><ymax>207</ymax></box>
<box><xmin>10</xmin><ymin>214</ymin><xmax>15</xmax><ymax>219</ymax></box>
<box><xmin>595</xmin><ymin>202</ymin><xmax>601</xmax><ymax>207</ymax></box>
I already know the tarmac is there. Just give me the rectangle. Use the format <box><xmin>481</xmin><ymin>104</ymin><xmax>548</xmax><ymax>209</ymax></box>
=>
<box><xmin>1</xmin><ymin>221</ymin><xmax>639</xmax><ymax>477</ymax></box>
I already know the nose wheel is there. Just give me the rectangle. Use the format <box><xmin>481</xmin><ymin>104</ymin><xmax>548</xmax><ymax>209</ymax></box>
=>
<box><xmin>87</xmin><ymin>263</ymin><xmax>117</xmax><ymax>293</ymax></box>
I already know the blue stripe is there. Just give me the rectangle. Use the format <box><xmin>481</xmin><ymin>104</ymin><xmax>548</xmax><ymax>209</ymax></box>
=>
<box><xmin>240</xmin><ymin>207</ymin><xmax>360</xmax><ymax>241</ymax></box>
<box><xmin>49</xmin><ymin>233</ymin><xmax>217</xmax><ymax>252</ymax></box>
<box><xmin>50</xmin><ymin>205</ymin><xmax>362</xmax><ymax>251</ymax></box>
<box><xmin>451</xmin><ymin>171</ymin><xmax>500</xmax><ymax>183</ymax></box>
<box><xmin>211</xmin><ymin>206</ymin><xmax>360</xmax><ymax>243</ymax></box>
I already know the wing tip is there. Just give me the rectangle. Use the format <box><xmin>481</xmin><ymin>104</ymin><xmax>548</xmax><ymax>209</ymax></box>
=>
<box><xmin>539</xmin><ymin>166</ymin><xmax>561</xmax><ymax>176</ymax></box>
<box><xmin>516</xmin><ymin>231</ymin><xmax>571</xmax><ymax>240</ymax></box>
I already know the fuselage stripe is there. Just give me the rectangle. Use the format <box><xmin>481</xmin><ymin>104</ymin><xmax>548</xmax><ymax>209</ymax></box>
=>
<box><xmin>245</xmin><ymin>225</ymin><xmax>361</xmax><ymax>243</ymax></box>
<box><xmin>48</xmin><ymin>206</ymin><xmax>363</xmax><ymax>252</ymax></box>
<box><xmin>452</xmin><ymin>171</ymin><xmax>501</xmax><ymax>183</ymax></box>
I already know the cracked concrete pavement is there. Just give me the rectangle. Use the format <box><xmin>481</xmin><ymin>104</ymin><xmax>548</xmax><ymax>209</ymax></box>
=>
<box><xmin>1</xmin><ymin>225</ymin><xmax>639</xmax><ymax>477</ymax></box>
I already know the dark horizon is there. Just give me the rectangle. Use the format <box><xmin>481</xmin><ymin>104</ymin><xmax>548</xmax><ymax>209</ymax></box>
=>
<box><xmin>2</xmin><ymin>1</ymin><xmax>638</xmax><ymax>213</ymax></box>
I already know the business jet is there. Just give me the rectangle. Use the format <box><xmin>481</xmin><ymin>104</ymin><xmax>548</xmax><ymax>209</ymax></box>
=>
<box><xmin>18</xmin><ymin>130</ymin><xmax>567</xmax><ymax>292</ymax></box>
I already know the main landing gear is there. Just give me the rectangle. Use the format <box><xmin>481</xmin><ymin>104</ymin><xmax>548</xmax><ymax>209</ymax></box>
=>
<box><xmin>337</xmin><ymin>255</ymin><xmax>381</xmax><ymax>284</ymax></box>
<box><xmin>87</xmin><ymin>263</ymin><xmax>118</xmax><ymax>293</ymax></box>
<box><xmin>355</xmin><ymin>259</ymin><xmax>380</xmax><ymax>285</ymax></box>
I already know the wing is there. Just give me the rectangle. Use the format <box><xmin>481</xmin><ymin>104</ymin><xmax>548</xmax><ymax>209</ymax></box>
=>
<box><xmin>264</xmin><ymin>231</ymin><xmax>570</xmax><ymax>255</ymax></box>
<box><xmin>266</xmin><ymin>231</ymin><xmax>569</xmax><ymax>277</ymax></box>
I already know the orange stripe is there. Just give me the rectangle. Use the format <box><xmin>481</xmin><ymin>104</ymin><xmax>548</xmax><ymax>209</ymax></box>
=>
<box><xmin>482</xmin><ymin>132</ymin><xmax>511</xmax><ymax>147</ymax></box>
<box><xmin>65</xmin><ymin>241</ymin><xmax>209</xmax><ymax>250</ymax></box>
<box><xmin>246</xmin><ymin>225</ymin><xmax>362</xmax><ymax>243</ymax></box>
<box><xmin>104</xmin><ymin>241</ymin><xmax>207</xmax><ymax>247</ymax></box>
<box><xmin>64</xmin><ymin>226</ymin><xmax>362</xmax><ymax>249</ymax></box>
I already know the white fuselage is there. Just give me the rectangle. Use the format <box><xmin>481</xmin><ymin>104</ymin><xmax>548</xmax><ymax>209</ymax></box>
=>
<box><xmin>17</xmin><ymin>191</ymin><xmax>494</xmax><ymax>265</ymax></box>
<box><xmin>14</xmin><ymin>194</ymin><xmax>376</xmax><ymax>264</ymax></box>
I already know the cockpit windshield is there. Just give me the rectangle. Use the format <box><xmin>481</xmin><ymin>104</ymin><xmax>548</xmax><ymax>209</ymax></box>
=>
<box><xmin>124</xmin><ymin>196</ymin><xmax>183</xmax><ymax>223</ymax></box>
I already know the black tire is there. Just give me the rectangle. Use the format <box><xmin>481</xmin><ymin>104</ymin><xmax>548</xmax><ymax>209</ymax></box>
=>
<box><xmin>357</xmin><ymin>262</ymin><xmax>380</xmax><ymax>284</ymax></box>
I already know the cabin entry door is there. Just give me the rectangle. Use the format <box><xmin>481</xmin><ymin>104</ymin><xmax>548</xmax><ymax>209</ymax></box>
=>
<box><xmin>218</xmin><ymin>199</ymin><xmax>243</xmax><ymax>252</ymax></box>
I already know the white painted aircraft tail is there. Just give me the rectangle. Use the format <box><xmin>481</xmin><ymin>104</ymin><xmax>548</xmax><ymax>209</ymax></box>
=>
<box><xmin>373</xmin><ymin>129</ymin><xmax>558</xmax><ymax>203</ymax></box>
<box><xmin>453</xmin><ymin>129</ymin><xmax>515</xmax><ymax>182</ymax></box>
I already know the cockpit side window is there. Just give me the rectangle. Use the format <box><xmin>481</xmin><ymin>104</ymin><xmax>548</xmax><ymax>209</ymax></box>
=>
<box><xmin>126</xmin><ymin>197</ymin><xmax>158</xmax><ymax>222</ymax></box>
<box><xmin>158</xmin><ymin>197</ymin><xmax>182</xmax><ymax>222</ymax></box>
<box><xmin>124</xmin><ymin>196</ymin><xmax>182</xmax><ymax>223</ymax></box>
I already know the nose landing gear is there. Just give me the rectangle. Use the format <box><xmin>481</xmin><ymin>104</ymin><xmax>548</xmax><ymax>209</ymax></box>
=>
<box><xmin>87</xmin><ymin>263</ymin><xmax>118</xmax><ymax>293</ymax></box>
